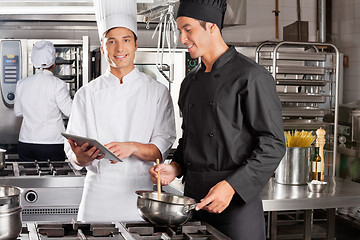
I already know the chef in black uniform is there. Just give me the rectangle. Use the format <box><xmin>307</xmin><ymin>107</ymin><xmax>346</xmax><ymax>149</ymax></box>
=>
<box><xmin>149</xmin><ymin>0</ymin><xmax>286</xmax><ymax>239</ymax></box>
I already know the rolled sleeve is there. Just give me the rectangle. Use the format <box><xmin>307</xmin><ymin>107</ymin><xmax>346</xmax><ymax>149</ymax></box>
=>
<box><xmin>150</xmin><ymin>87</ymin><xmax>176</xmax><ymax>161</ymax></box>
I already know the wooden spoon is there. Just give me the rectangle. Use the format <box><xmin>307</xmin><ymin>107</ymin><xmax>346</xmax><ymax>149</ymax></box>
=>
<box><xmin>156</xmin><ymin>159</ymin><xmax>161</xmax><ymax>201</ymax></box>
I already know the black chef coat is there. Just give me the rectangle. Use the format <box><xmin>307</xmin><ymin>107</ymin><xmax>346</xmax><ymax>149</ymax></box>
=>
<box><xmin>173</xmin><ymin>45</ymin><xmax>286</xmax><ymax>204</ymax></box>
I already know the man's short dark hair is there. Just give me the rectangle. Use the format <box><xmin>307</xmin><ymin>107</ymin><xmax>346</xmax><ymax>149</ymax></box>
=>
<box><xmin>198</xmin><ymin>20</ymin><xmax>207</xmax><ymax>30</ymax></box>
<box><xmin>101</xmin><ymin>27</ymin><xmax>138</xmax><ymax>46</ymax></box>
<box><xmin>198</xmin><ymin>20</ymin><xmax>222</xmax><ymax>33</ymax></box>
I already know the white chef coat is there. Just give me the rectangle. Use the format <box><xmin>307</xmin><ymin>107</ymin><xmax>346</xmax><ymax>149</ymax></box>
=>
<box><xmin>14</xmin><ymin>69</ymin><xmax>72</xmax><ymax>144</ymax></box>
<box><xmin>64</xmin><ymin>67</ymin><xmax>176</xmax><ymax>222</ymax></box>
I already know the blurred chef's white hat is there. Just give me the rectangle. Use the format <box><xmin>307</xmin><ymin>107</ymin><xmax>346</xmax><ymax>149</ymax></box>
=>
<box><xmin>93</xmin><ymin>0</ymin><xmax>137</xmax><ymax>41</ymax></box>
<box><xmin>31</xmin><ymin>40</ymin><xmax>56</xmax><ymax>69</ymax></box>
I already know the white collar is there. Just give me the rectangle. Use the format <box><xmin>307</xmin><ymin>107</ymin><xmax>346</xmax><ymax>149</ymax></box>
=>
<box><xmin>105</xmin><ymin>67</ymin><xmax>140</xmax><ymax>85</ymax></box>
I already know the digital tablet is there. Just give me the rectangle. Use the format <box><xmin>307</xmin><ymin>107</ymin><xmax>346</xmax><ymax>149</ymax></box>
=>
<box><xmin>61</xmin><ymin>132</ymin><xmax>123</xmax><ymax>162</ymax></box>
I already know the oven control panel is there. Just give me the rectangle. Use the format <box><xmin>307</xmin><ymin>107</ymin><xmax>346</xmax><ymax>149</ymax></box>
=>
<box><xmin>0</xmin><ymin>40</ymin><xmax>21</xmax><ymax>108</ymax></box>
<box><xmin>186</xmin><ymin>52</ymin><xmax>199</xmax><ymax>74</ymax></box>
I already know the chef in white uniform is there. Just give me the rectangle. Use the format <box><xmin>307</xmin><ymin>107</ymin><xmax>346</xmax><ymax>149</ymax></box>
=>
<box><xmin>64</xmin><ymin>0</ymin><xmax>176</xmax><ymax>222</ymax></box>
<box><xmin>15</xmin><ymin>40</ymin><xmax>72</xmax><ymax>161</ymax></box>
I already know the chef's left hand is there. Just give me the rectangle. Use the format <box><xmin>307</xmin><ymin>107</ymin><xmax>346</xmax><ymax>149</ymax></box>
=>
<box><xmin>105</xmin><ymin>142</ymin><xmax>137</xmax><ymax>164</ymax></box>
<box><xmin>195</xmin><ymin>180</ymin><xmax>235</xmax><ymax>214</ymax></box>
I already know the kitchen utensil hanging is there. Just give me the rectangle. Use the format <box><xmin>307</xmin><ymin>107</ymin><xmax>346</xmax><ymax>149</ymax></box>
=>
<box><xmin>150</xmin><ymin>1</ymin><xmax>178</xmax><ymax>84</ymax></box>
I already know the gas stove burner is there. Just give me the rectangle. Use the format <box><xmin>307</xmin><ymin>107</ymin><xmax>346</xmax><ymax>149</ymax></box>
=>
<box><xmin>17</xmin><ymin>160</ymin><xmax>79</xmax><ymax>176</ymax></box>
<box><xmin>16</xmin><ymin>221</ymin><xmax>230</xmax><ymax>240</ymax></box>
<box><xmin>123</xmin><ymin>221</ymin><xmax>231</xmax><ymax>240</ymax></box>
<box><xmin>35</xmin><ymin>221</ymin><xmax>124</xmax><ymax>239</ymax></box>
<box><xmin>0</xmin><ymin>163</ymin><xmax>14</xmax><ymax>176</ymax></box>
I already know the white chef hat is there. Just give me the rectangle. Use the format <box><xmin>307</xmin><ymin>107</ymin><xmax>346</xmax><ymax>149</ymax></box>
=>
<box><xmin>31</xmin><ymin>40</ymin><xmax>56</xmax><ymax>69</ymax></box>
<box><xmin>93</xmin><ymin>0</ymin><xmax>137</xmax><ymax>41</ymax></box>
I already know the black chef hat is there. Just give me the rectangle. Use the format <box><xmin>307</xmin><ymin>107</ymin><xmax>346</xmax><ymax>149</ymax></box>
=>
<box><xmin>177</xmin><ymin>0</ymin><xmax>227</xmax><ymax>29</ymax></box>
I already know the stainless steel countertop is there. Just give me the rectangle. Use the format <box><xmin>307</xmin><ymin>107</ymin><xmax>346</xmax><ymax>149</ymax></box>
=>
<box><xmin>262</xmin><ymin>177</ymin><xmax>360</xmax><ymax>211</ymax></box>
<box><xmin>164</xmin><ymin>176</ymin><xmax>360</xmax><ymax>212</ymax></box>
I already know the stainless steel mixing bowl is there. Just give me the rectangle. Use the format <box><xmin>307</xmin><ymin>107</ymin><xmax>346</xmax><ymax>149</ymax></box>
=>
<box><xmin>136</xmin><ymin>190</ymin><xmax>198</xmax><ymax>226</ymax></box>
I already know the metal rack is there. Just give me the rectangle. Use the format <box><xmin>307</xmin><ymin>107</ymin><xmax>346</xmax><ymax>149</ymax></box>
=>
<box><xmin>256</xmin><ymin>41</ymin><xmax>340</xmax><ymax>176</ymax></box>
<box><xmin>25</xmin><ymin>36</ymin><xmax>89</xmax><ymax>98</ymax></box>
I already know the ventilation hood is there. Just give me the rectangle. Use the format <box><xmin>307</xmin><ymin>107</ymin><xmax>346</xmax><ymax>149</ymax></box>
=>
<box><xmin>0</xmin><ymin>0</ymin><xmax>246</xmax><ymax>26</ymax></box>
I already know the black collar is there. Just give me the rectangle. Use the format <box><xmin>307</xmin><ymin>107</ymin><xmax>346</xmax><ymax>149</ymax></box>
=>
<box><xmin>200</xmin><ymin>45</ymin><xmax>236</xmax><ymax>72</ymax></box>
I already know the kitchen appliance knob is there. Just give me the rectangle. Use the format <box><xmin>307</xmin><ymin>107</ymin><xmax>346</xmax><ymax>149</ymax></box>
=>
<box><xmin>7</xmin><ymin>92</ymin><xmax>15</xmax><ymax>101</ymax></box>
<box><xmin>25</xmin><ymin>190</ymin><xmax>38</xmax><ymax>203</ymax></box>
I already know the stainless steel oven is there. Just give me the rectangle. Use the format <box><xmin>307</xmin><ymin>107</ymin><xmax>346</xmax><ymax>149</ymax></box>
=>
<box><xmin>0</xmin><ymin>37</ymin><xmax>89</xmax><ymax>145</ymax></box>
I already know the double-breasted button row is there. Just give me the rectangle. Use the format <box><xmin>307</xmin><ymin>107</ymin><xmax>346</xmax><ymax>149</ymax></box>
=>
<box><xmin>188</xmin><ymin>103</ymin><xmax>215</xmax><ymax>109</ymax></box>
<box><xmin>188</xmin><ymin>132</ymin><xmax>215</xmax><ymax>137</ymax></box>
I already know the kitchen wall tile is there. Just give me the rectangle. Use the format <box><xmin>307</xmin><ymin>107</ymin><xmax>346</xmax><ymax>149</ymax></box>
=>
<box><xmin>301</xmin><ymin>6</ymin><xmax>317</xmax><ymax>22</ymax></box>
<box><xmin>354</xmin><ymin>19</ymin><xmax>360</xmax><ymax>33</ymax></box>
<box><xmin>258</xmin><ymin>6</ymin><xmax>274</xmax><ymax>20</ymax></box>
<box><xmin>343</xmin><ymin>90</ymin><xmax>360</xmax><ymax>103</ymax></box>
<box><xmin>344</xmin><ymin>60</ymin><xmax>360</xmax><ymax>77</ymax></box>
<box><xmin>332</xmin><ymin>21</ymin><xmax>340</xmax><ymax>35</ymax></box>
<box><xmin>247</xmin><ymin>5</ymin><xmax>274</xmax><ymax>21</ymax></box>
<box><xmin>332</xmin><ymin>1</ymin><xmax>360</xmax><ymax>103</ymax></box>
<box><xmin>340</xmin><ymin>4</ymin><xmax>353</xmax><ymax>21</ymax></box>
<box><xmin>343</xmin><ymin>47</ymin><xmax>360</xmax><ymax>62</ymax></box>
<box><xmin>343</xmin><ymin>76</ymin><xmax>360</xmax><ymax>91</ymax></box>
<box><xmin>339</xmin><ymin>33</ymin><xmax>358</xmax><ymax>48</ymax></box>
<box><xmin>355</xmin><ymin>2</ymin><xmax>360</xmax><ymax>19</ymax></box>
<box><xmin>308</xmin><ymin>22</ymin><xmax>317</xmax><ymax>41</ymax></box>
<box><xmin>340</xmin><ymin>20</ymin><xmax>353</xmax><ymax>35</ymax></box>
<box><xmin>281</xmin><ymin>6</ymin><xmax>298</xmax><ymax>21</ymax></box>
<box><xmin>281</xmin><ymin>0</ymin><xmax>295</xmax><ymax>8</ymax></box>
<box><xmin>249</xmin><ymin>0</ymin><xmax>273</xmax><ymax>7</ymax></box>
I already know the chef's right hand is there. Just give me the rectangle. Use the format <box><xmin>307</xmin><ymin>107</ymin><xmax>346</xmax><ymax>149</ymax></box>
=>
<box><xmin>149</xmin><ymin>163</ymin><xmax>176</xmax><ymax>186</ymax></box>
<box><xmin>68</xmin><ymin>139</ymin><xmax>105</xmax><ymax>167</ymax></box>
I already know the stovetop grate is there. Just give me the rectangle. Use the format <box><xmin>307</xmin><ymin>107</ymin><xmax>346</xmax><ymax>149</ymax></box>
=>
<box><xmin>16</xmin><ymin>221</ymin><xmax>231</xmax><ymax>240</ymax></box>
<box><xmin>0</xmin><ymin>160</ymin><xmax>86</xmax><ymax>177</ymax></box>
<box><xmin>124</xmin><ymin>221</ymin><xmax>230</xmax><ymax>240</ymax></box>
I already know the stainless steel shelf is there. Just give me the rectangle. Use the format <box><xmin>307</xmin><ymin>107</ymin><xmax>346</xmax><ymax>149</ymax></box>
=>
<box><xmin>282</xmin><ymin>107</ymin><xmax>326</xmax><ymax>117</ymax></box>
<box><xmin>278</xmin><ymin>93</ymin><xmax>326</xmax><ymax>103</ymax></box>
<box><xmin>276</xmin><ymin>79</ymin><xmax>327</xmax><ymax>86</ymax></box>
<box><xmin>283</xmin><ymin>119</ymin><xmax>328</xmax><ymax>130</ymax></box>
<box><xmin>277</xmin><ymin>66</ymin><xmax>327</xmax><ymax>75</ymax></box>
<box><xmin>260</xmin><ymin>51</ymin><xmax>327</xmax><ymax>61</ymax></box>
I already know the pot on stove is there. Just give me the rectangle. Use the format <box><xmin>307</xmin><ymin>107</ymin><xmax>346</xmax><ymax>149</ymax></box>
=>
<box><xmin>136</xmin><ymin>190</ymin><xmax>198</xmax><ymax>226</ymax></box>
<box><xmin>0</xmin><ymin>185</ymin><xmax>22</xmax><ymax>240</ymax></box>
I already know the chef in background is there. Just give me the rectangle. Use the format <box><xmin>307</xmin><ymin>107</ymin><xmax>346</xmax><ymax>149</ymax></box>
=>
<box><xmin>149</xmin><ymin>0</ymin><xmax>286</xmax><ymax>239</ymax></box>
<box><xmin>14</xmin><ymin>40</ymin><xmax>72</xmax><ymax>161</ymax></box>
<box><xmin>64</xmin><ymin>0</ymin><xmax>176</xmax><ymax>222</ymax></box>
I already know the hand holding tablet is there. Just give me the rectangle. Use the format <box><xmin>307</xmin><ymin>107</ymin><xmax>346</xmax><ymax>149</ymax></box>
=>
<box><xmin>62</xmin><ymin>133</ymin><xmax>123</xmax><ymax>162</ymax></box>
